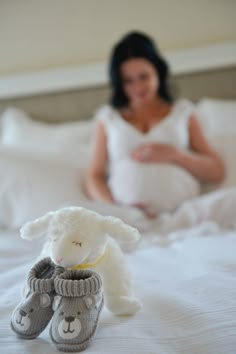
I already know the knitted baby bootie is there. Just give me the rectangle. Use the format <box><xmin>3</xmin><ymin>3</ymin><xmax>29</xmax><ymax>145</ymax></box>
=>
<box><xmin>50</xmin><ymin>269</ymin><xmax>104</xmax><ymax>352</ymax></box>
<box><xmin>11</xmin><ymin>257</ymin><xmax>64</xmax><ymax>339</ymax></box>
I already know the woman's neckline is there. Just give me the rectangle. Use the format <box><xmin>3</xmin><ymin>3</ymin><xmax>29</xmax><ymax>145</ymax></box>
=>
<box><xmin>113</xmin><ymin>100</ymin><xmax>177</xmax><ymax>136</ymax></box>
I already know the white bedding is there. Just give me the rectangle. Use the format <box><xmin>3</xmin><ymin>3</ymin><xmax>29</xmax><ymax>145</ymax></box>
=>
<box><xmin>1</xmin><ymin>98</ymin><xmax>236</xmax><ymax>353</ymax></box>
<box><xmin>1</xmin><ymin>222</ymin><xmax>236</xmax><ymax>354</ymax></box>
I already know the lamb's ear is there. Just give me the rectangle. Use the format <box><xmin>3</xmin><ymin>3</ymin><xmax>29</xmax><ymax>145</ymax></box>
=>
<box><xmin>101</xmin><ymin>216</ymin><xmax>141</xmax><ymax>243</ymax></box>
<box><xmin>20</xmin><ymin>212</ymin><xmax>54</xmax><ymax>240</ymax></box>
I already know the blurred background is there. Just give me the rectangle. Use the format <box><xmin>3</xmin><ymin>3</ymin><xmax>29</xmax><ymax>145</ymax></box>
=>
<box><xmin>0</xmin><ymin>0</ymin><xmax>235</xmax><ymax>75</ymax></box>
<box><xmin>0</xmin><ymin>0</ymin><xmax>235</xmax><ymax>120</ymax></box>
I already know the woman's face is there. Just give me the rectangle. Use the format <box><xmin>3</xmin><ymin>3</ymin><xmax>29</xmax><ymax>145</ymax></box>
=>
<box><xmin>120</xmin><ymin>58</ymin><xmax>159</xmax><ymax>106</ymax></box>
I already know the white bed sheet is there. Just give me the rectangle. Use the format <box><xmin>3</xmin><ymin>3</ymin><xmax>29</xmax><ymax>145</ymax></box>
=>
<box><xmin>1</xmin><ymin>225</ymin><xmax>236</xmax><ymax>354</ymax></box>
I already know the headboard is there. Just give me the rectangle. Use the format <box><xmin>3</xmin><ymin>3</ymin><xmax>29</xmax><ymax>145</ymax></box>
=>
<box><xmin>0</xmin><ymin>66</ymin><xmax>235</xmax><ymax>123</ymax></box>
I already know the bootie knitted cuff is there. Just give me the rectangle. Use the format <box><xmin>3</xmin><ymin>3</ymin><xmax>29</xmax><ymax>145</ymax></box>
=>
<box><xmin>54</xmin><ymin>269</ymin><xmax>102</xmax><ymax>297</ymax></box>
<box><xmin>27</xmin><ymin>257</ymin><xmax>64</xmax><ymax>293</ymax></box>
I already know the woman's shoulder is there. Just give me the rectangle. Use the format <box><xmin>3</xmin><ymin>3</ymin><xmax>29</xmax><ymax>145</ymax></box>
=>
<box><xmin>174</xmin><ymin>98</ymin><xmax>195</xmax><ymax>110</ymax></box>
<box><xmin>93</xmin><ymin>104</ymin><xmax>117</xmax><ymax>123</ymax></box>
<box><xmin>172</xmin><ymin>98</ymin><xmax>196</xmax><ymax>118</ymax></box>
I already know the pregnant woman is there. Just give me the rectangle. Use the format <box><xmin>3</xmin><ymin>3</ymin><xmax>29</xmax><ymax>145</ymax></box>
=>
<box><xmin>85</xmin><ymin>31</ymin><xmax>224</xmax><ymax>216</ymax></box>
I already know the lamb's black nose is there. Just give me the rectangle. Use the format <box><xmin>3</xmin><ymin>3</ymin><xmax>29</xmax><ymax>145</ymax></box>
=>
<box><xmin>65</xmin><ymin>316</ymin><xmax>74</xmax><ymax>323</ymax></box>
<box><xmin>20</xmin><ymin>309</ymin><xmax>27</xmax><ymax>317</ymax></box>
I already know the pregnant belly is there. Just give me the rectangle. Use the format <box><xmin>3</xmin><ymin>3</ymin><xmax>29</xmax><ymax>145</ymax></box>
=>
<box><xmin>108</xmin><ymin>159</ymin><xmax>200</xmax><ymax>213</ymax></box>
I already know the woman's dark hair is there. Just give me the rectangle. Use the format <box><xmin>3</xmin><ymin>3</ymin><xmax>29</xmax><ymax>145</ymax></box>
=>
<box><xmin>109</xmin><ymin>31</ymin><xmax>173</xmax><ymax>108</ymax></box>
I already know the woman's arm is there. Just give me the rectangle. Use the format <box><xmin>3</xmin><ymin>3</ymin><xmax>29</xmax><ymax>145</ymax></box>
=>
<box><xmin>84</xmin><ymin>122</ymin><xmax>114</xmax><ymax>203</ymax></box>
<box><xmin>174</xmin><ymin>115</ymin><xmax>225</xmax><ymax>183</ymax></box>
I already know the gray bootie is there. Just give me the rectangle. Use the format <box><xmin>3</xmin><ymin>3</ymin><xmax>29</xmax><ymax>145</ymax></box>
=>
<box><xmin>11</xmin><ymin>257</ymin><xmax>64</xmax><ymax>339</ymax></box>
<box><xmin>50</xmin><ymin>269</ymin><xmax>104</xmax><ymax>352</ymax></box>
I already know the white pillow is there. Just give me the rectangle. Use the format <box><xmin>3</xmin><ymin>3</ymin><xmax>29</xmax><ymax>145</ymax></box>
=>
<box><xmin>0</xmin><ymin>145</ymin><xmax>87</xmax><ymax>228</ymax></box>
<box><xmin>0</xmin><ymin>145</ymin><xmax>152</xmax><ymax>232</ymax></box>
<box><xmin>0</xmin><ymin>107</ymin><xmax>95</xmax><ymax>165</ymax></box>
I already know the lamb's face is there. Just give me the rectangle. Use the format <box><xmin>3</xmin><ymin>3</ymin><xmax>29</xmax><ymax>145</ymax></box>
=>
<box><xmin>48</xmin><ymin>215</ymin><xmax>106</xmax><ymax>268</ymax></box>
<box><xmin>50</xmin><ymin>231</ymin><xmax>91</xmax><ymax>268</ymax></box>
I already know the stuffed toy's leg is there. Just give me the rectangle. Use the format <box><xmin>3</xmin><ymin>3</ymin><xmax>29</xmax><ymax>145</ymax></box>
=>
<box><xmin>96</xmin><ymin>238</ymin><xmax>142</xmax><ymax>315</ymax></box>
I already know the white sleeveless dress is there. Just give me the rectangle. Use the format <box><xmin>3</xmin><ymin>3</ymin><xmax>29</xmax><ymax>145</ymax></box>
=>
<box><xmin>94</xmin><ymin>99</ymin><xmax>200</xmax><ymax>213</ymax></box>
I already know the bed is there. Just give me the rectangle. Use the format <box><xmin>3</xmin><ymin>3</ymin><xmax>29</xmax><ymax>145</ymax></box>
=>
<box><xmin>0</xmin><ymin>64</ymin><xmax>236</xmax><ymax>354</ymax></box>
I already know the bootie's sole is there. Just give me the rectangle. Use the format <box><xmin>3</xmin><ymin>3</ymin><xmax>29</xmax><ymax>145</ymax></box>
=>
<box><xmin>52</xmin><ymin>339</ymin><xmax>91</xmax><ymax>352</ymax></box>
<box><xmin>10</xmin><ymin>321</ymin><xmax>38</xmax><ymax>339</ymax></box>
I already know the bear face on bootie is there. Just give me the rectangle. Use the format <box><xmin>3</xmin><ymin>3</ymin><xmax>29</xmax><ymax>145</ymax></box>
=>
<box><xmin>50</xmin><ymin>269</ymin><xmax>104</xmax><ymax>352</ymax></box>
<box><xmin>11</xmin><ymin>257</ymin><xmax>64</xmax><ymax>339</ymax></box>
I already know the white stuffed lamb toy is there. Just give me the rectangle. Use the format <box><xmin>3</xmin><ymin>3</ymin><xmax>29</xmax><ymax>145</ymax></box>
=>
<box><xmin>20</xmin><ymin>206</ymin><xmax>142</xmax><ymax>316</ymax></box>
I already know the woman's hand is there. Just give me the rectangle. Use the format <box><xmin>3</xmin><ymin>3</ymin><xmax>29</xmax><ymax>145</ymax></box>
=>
<box><xmin>131</xmin><ymin>143</ymin><xmax>179</xmax><ymax>163</ymax></box>
<box><xmin>130</xmin><ymin>202</ymin><xmax>158</xmax><ymax>219</ymax></box>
